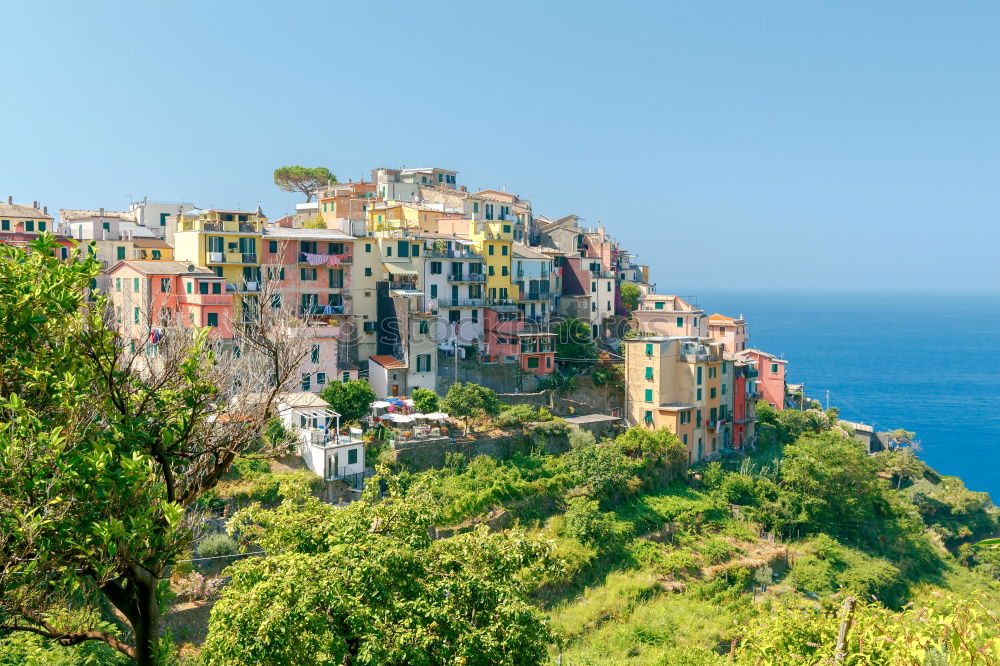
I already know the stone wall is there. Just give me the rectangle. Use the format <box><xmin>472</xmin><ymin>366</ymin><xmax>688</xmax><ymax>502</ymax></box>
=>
<box><xmin>550</xmin><ymin>374</ymin><xmax>623</xmax><ymax>417</ymax></box>
<box><xmin>393</xmin><ymin>430</ymin><xmax>570</xmax><ymax>472</ymax></box>
<box><xmin>497</xmin><ymin>390</ymin><xmax>552</xmax><ymax>409</ymax></box>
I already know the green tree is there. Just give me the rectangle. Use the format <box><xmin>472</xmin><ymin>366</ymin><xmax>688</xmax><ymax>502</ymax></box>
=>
<box><xmin>411</xmin><ymin>387</ymin><xmax>439</xmax><ymax>413</ymax></box>
<box><xmin>441</xmin><ymin>382</ymin><xmax>501</xmax><ymax>433</ymax></box>
<box><xmin>876</xmin><ymin>448</ymin><xmax>925</xmax><ymax>489</ymax></box>
<box><xmin>551</xmin><ymin>317</ymin><xmax>597</xmax><ymax>369</ymax></box>
<box><xmin>0</xmin><ymin>235</ymin><xmax>304</xmax><ymax>664</ymax></box>
<box><xmin>301</xmin><ymin>215</ymin><xmax>327</xmax><ymax>228</ymax></box>
<box><xmin>273</xmin><ymin>165</ymin><xmax>336</xmax><ymax>202</ymax></box>
<box><xmin>620</xmin><ymin>282</ymin><xmax>641</xmax><ymax>312</ymax></box>
<box><xmin>203</xmin><ymin>483</ymin><xmax>555</xmax><ymax>665</ymax></box>
<box><xmin>319</xmin><ymin>379</ymin><xmax>377</xmax><ymax>424</ymax></box>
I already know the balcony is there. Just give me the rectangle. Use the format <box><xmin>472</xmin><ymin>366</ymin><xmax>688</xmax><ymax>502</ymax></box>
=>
<box><xmin>521</xmin><ymin>291</ymin><xmax>552</xmax><ymax>301</ymax></box>
<box><xmin>184</xmin><ymin>220</ymin><xmax>259</xmax><ymax>233</ymax></box>
<box><xmin>424</xmin><ymin>248</ymin><xmax>482</xmax><ymax>260</ymax></box>
<box><xmin>299</xmin><ymin>304</ymin><xmax>351</xmax><ymax>317</ymax></box>
<box><xmin>447</xmin><ymin>272</ymin><xmax>486</xmax><ymax>283</ymax></box>
<box><xmin>225</xmin><ymin>281</ymin><xmax>260</xmax><ymax>293</ymax></box>
<box><xmin>206</xmin><ymin>251</ymin><xmax>257</xmax><ymax>264</ymax></box>
<box><xmin>389</xmin><ymin>280</ymin><xmax>418</xmax><ymax>291</ymax></box>
<box><xmin>436</xmin><ymin>298</ymin><xmax>484</xmax><ymax>308</ymax></box>
<box><xmin>299</xmin><ymin>252</ymin><xmax>353</xmax><ymax>265</ymax></box>
<box><xmin>485</xmin><ymin>298</ymin><xmax>520</xmax><ymax>312</ymax></box>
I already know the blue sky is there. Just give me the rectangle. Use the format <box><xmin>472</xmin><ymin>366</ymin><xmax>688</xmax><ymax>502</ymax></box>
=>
<box><xmin>3</xmin><ymin>1</ymin><xmax>998</xmax><ymax>292</ymax></box>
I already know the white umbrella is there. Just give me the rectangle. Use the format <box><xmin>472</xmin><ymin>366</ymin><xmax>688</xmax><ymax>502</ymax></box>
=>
<box><xmin>403</xmin><ymin>399</ymin><xmax>415</xmax><ymax>407</ymax></box>
<box><xmin>372</xmin><ymin>401</ymin><xmax>391</xmax><ymax>409</ymax></box>
<box><xmin>425</xmin><ymin>412</ymin><xmax>449</xmax><ymax>420</ymax></box>
<box><xmin>391</xmin><ymin>414</ymin><xmax>416</xmax><ymax>424</ymax></box>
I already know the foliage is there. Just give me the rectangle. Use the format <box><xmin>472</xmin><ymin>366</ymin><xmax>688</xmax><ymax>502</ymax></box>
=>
<box><xmin>301</xmin><ymin>215</ymin><xmax>326</xmax><ymax>228</ymax></box>
<box><xmin>561</xmin><ymin>497</ymin><xmax>632</xmax><ymax>549</ymax></box>
<box><xmin>550</xmin><ymin>317</ymin><xmax>597</xmax><ymax>369</ymax></box>
<box><xmin>410</xmin><ymin>387</ymin><xmax>439</xmax><ymax>413</ymax></box>
<box><xmin>536</xmin><ymin>371</ymin><xmax>576</xmax><ymax>393</ymax></box>
<box><xmin>173</xmin><ymin>572</ymin><xmax>224</xmax><ymax>602</ymax></box>
<box><xmin>876</xmin><ymin>447</ymin><xmax>926</xmax><ymax>489</ymax></box>
<box><xmin>203</xmin><ymin>485</ymin><xmax>556</xmax><ymax>665</ymax></box>
<box><xmin>565</xmin><ymin>441</ymin><xmax>640</xmax><ymax>504</ymax></box>
<box><xmin>197</xmin><ymin>534</ymin><xmax>239</xmax><ymax>560</ymax></box>
<box><xmin>615</xmin><ymin>427</ymin><xmax>688</xmax><ymax>468</ymax></box>
<box><xmin>619</xmin><ymin>282</ymin><xmax>641</xmax><ymax>312</ymax></box>
<box><xmin>441</xmin><ymin>382</ymin><xmax>501</xmax><ymax>432</ymax></box>
<box><xmin>496</xmin><ymin>404</ymin><xmax>546</xmax><ymax>428</ymax></box>
<box><xmin>272</xmin><ymin>165</ymin><xmax>336</xmax><ymax>202</ymax></box>
<box><xmin>567</xmin><ymin>427</ymin><xmax>596</xmax><ymax>449</ymax></box>
<box><xmin>319</xmin><ymin>379</ymin><xmax>376</xmax><ymax>424</ymax></box>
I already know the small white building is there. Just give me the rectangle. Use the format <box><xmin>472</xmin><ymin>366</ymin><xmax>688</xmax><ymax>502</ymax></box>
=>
<box><xmin>276</xmin><ymin>392</ymin><xmax>366</xmax><ymax>487</ymax></box>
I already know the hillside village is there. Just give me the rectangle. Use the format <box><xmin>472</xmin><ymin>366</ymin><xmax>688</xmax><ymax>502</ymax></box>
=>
<box><xmin>0</xmin><ymin>166</ymin><xmax>853</xmax><ymax>485</ymax></box>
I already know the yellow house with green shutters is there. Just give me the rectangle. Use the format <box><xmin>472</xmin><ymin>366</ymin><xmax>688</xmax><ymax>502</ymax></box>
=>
<box><xmin>467</xmin><ymin>220</ymin><xmax>518</xmax><ymax>304</ymax></box>
<box><xmin>172</xmin><ymin>207</ymin><xmax>266</xmax><ymax>321</ymax></box>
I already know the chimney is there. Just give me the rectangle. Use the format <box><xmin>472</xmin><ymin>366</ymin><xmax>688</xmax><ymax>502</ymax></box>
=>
<box><xmin>33</xmin><ymin>201</ymin><xmax>38</xmax><ymax>209</ymax></box>
<box><xmin>43</xmin><ymin>206</ymin><xmax>48</xmax><ymax>215</ymax></box>
<box><xmin>7</xmin><ymin>195</ymin><xmax>11</xmax><ymax>204</ymax></box>
<box><xmin>99</xmin><ymin>207</ymin><xmax>105</xmax><ymax>217</ymax></box>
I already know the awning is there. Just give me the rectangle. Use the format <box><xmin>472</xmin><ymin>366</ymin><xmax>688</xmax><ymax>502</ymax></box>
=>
<box><xmin>383</xmin><ymin>261</ymin><xmax>418</xmax><ymax>276</ymax></box>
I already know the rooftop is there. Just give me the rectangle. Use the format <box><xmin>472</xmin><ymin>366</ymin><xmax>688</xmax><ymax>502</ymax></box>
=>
<box><xmin>0</xmin><ymin>202</ymin><xmax>52</xmax><ymax>219</ymax></box>
<box><xmin>564</xmin><ymin>413</ymin><xmax>622</xmax><ymax>425</ymax></box>
<box><xmin>512</xmin><ymin>243</ymin><xmax>551</xmax><ymax>260</ymax></box>
<box><xmin>263</xmin><ymin>226</ymin><xmax>354</xmax><ymax>241</ymax></box>
<box><xmin>369</xmin><ymin>355</ymin><xmax>407</xmax><ymax>369</ymax></box>
<box><xmin>60</xmin><ymin>208</ymin><xmax>135</xmax><ymax>222</ymax></box>
<box><xmin>107</xmin><ymin>261</ymin><xmax>218</xmax><ymax>277</ymax></box>
<box><xmin>130</xmin><ymin>237</ymin><xmax>172</xmax><ymax>248</ymax></box>
<box><xmin>278</xmin><ymin>392</ymin><xmax>332</xmax><ymax>409</ymax></box>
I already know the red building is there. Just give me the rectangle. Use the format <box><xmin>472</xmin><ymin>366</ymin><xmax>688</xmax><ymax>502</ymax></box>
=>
<box><xmin>0</xmin><ymin>199</ymin><xmax>74</xmax><ymax>259</ymax></box>
<box><xmin>732</xmin><ymin>358</ymin><xmax>758</xmax><ymax>448</ymax></box>
<box><xmin>736</xmin><ymin>349</ymin><xmax>786</xmax><ymax>410</ymax></box>
<box><xmin>518</xmin><ymin>331</ymin><xmax>556</xmax><ymax>375</ymax></box>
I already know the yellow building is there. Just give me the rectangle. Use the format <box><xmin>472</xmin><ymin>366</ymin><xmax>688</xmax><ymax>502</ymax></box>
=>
<box><xmin>365</xmin><ymin>202</ymin><xmax>451</xmax><ymax>234</ymax></box>
<box><xmin>172</xmin><ymin>207</ymin><xmax>266</xmax><ymax>320</ymax></box>
<box><xmin>467</xmin><ymin>219</ymin><xmax>517</xmax><ymax>303</ymax></box>
<box><xmin>131</xmin><ymin>238</ymin><xmax>174</xmax><ymax>261</ymax></box>
<box><xmin>624</xmin><ymin>336</ymin><xmax>733</xmax><ymax>465</ymax></box>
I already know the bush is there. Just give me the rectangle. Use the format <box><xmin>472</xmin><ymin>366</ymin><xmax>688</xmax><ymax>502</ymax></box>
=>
<box><xmin>411</xmin><ymin>388</ymin><xmax>439</xmax><ymax>413</ymax></box>
<box><xmin>496</xmin><ymin>404</ymin><xmax>541</xmax><ymax>428</ymax></box>
<box><xmin>788</xmin><ymin>555</ymin><xmax>835</xmax><ymax>596</ymax></box>
<box><xmin>568</xmin><ymin>427</ymin><xmax>596</xmax><ymax>449</ymax></box>
<box><xmin>198</xmin><ymin>533</ymin><xmax>239</xmax><ymax>560</ymax></box>
<box><xmin>229</xmin><ymin>456</ymin><xmax>270</xmax><ymax>480</ymax></box>
<box><xmin>561</xmin><ymin>496</ymin><xmax>630</xmax><ymax>548</ymax></box>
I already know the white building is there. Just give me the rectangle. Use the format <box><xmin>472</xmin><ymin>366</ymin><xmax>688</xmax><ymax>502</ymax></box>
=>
<box><xmin>422</xmin><ymin>235</ymin><xmax>485</xmax><ymax>345</ymax></box>
<box><xmin>513</xmin><ymin>243</ymin><xmax>555</xmax><ymax>327</ymax></box>
<box><xmin>128</xmin><ymin>199</ymin><xmax>196</xmax><ymax>239</ymax></box>
<box><xmin>276</xmin><ymin>392</ymin><xmax>366</xmax><ymax>487</ymax></box>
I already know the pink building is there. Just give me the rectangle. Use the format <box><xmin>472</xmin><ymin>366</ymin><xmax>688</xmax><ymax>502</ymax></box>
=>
<box><xmin>632</xmin><ymin>294</ymin><xmax>706</xmax><ymax>338</ymax></box>
<box><xmin>262</xmin><ymin>228</ymin><xmax>354</xmax><ymax>318</ymax></box>
<box><xmin>105</xmin><ymin>261</ymin><xmax>233</xmax><ymax>341</ymax></box>
<box><xmin>518</xmin><ymin>332</ymin><xmax>556</xmax><ymax>375</ymax></box>
<box><xmin>483</xmin><ymin>307</ymin><xmax>523</xmax><ymax>362</ymax></box>
<box><xmin>737</xmin><ymin>349</ymin><xmax>787</xmax><ymax>410</ymax></box>
<box><xmin>707</xmin><ymin>313</ymin><xmax>748</xmax><ymax>353</ymax></box>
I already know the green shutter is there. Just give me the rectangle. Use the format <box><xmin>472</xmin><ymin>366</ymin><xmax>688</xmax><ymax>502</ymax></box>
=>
<box><xmin>644</xmin><ymin>389</ymin><xmax>653</xmax><ymax>402</ymax></box>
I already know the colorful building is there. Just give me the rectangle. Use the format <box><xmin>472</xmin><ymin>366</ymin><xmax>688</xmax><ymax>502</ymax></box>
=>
<box><xmin>632</xmin><ymin>294</ymin><xmax>706</xmax><ymax>338</ymax></box>
<box><xmin>172</xmin><ymin>207</ymin><xmax>267</xmax><ymax>322</ymax></box>
<box><xmin>467</xmin><ymin>219</ymin><xmax>518</xmax><ymax>306</ymax></box>
<box><xmin>1</xmin><ymin>199</ymin><xmax>71</xmax><ymax>258</ymax></box>
<box><xmin>421</xmin><ymin>234</ymin><xmax>485</xmax><ymax>345</ymax></box>
<box><xmin>707</xmin><ymin>313</ymin><xmax>748</xmax><ymax>353</ymax></box>
<box><xmin>624</xmin><ymin>336</ymin><xmax>732</xmax><ymax>465</ymax></box>
<box><xmin>513</xmin><ymin>243</ymin><xmax>555</xmax><ymax>327</ymax></box>
<box><xmin>732</xmin><ymin>357</ymin><xmax>757</xmax><ymax>449</ymax></box>
<box><xmin>518</xmin><ymin>331</ymin><xmax>556</xmax><ymax>375</ymax></box>
<box><xmin>736</xmin><ymin>348</ymin><xmax>786</xmax><ymax>409</ymax></box>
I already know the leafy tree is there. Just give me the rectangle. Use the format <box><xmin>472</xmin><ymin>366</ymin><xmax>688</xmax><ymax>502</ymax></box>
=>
<box><xmin>876</xmin><ymin>448</ymin><xmax>925</xmax><ymax>489</ymax></box>
<box><xmin>441</xmin><ymin>382</ymin><xmax>501</xmax><ymax>433</ymax></box>
<box><xmin>319</xmin><ymin>378</ymin><xmax>376</xmax><ymax>424</ymax></box>
<box><xmin>203</xmin><ymin>482</ymin><xmax>555</xmax><ymax>665</ymax></box>
<box><xmin>561</xmin><ymin>496</ymin><xmax>630</xmax><ymax>549</ymax></box>
<box><xmin>301</xmin><ymin>215</ymin><xmax>326</xmax><ymax>228</ymax></box>
<box><xmin>551</xmin><ymin>317</ymin><xmax>597</xmax><ymax>369</ymax></box>
<box><xmin>887</xmin><ymin>428</ymin><xmax>918</xmax><ymax>449</ymax></box>
<box><xmin>615</xmin><ymin>427</ymin><xmax>686</xmax><ymax>466</ymax></box>
<box><xmin>0</xmin><ymin>235</ymin><xmax>304</xmax><ymax>664</ymax></box>
<box><xmin>411</xmin><ymin>387</ymin><xmax>439</xmax><ymax>413</ymax></box>
<box><xmin>620</xmin><ymin>283</ymin><xmax>641</xmax><ymax>312</ymax></box>
<box><xmin>273</xmin><ymin>165</ymin><xmax>336</xmax><ymax>202</ymax></box>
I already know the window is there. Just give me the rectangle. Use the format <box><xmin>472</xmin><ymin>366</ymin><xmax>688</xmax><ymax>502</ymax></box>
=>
<box><xmin>116</xmin><ymin>277</ymin><xmax>121</xmax><ymax>291</ymax></box>
<box><xmin>38</xmin><ymin>221</ymin><xmax>46</xmax><ymax>232</ymax></box>
<box><xmin>448</xmin><ymin>309</ymin><xmax>460</xmax><ymax>323</ymax></box>
<box><xmin>25</xmin><ymin>221</ymin><xmax>34</xmax><ymax>232</ymax></box>
<box><xmin>301</xmin><ymin>373</ymin><xmax>311</xmax><ymax>391</ymax></box>
<box><xmin>269</xmin><ymin>240</ymin><xmax>278</xmax><ymax>253</ymax></box>
<box><xmin>430</xmin><ymin>284</ymin><xmax>438</xmax><ymax>298</ymax></box>
<box><xmin>473</xmin><ymin>202</ymin><xmax>479</xmax><ymax>214</ymax></box>
<box><xmin>0</xmin><ymin>220</ymin><xmax>8</xmax><ymax>230</ymax></box>
<box><xmin>501</xmin><ymin>245</ymin><xmax>508</xmax><ymax>256</ymax></box>
<box><xmin>654</xmin><ymin>301</ymin><xmax>664</xmax><ymax>310</ymax></box>
<box><xmin>411</xmin><ymin>244</ymin><xmax>420</xmax><ymax>257</ymax></box>
<box><xmin>591</xmin><ymin>281</ymin><xmax>596</xmax><ymax>293</ymax></box>
<box><xmin>527</xmin><ymin>356</ymin><xmax>539</xmax><ymax>369</ymax></box>
<box><xmin>644</xmin><ymin>388</ymin><xmax>653</xmax><ymax>402</ymax></box>
<box><xmin>645</xmin><ymin>343</ymin><xmax>653</xmax><ymax>356</ymax></box>
<box><xmin>199</xmin><ymin>282</ymin><xmax>209</xmax><ymax>295</ymax></box>
<box><xmin>364</xmin><ymin>267</ymin><xmax>372</xmax><ymax>276</ymax></box>
<box><xmin>710</xmin><ymin>387</ymin><xmax>717</xmax><ymax>399</ymax></box>
<box><xmin>186</xmin><ymin>281</ymin><xmax>192</xmax><ymax>294</ymax></box>
<box><xmin>152</xmin><ymin>250</ymin><xmax>161</xmax><ymax>260</ymax></box>
<box><xmin>488</xmin><ymin>266</ymin><xmax>495</xmax><ymax>276</ymax></box>
<box><xmin>347</xmin><ymin>448</ymin><xmax>358</xmax><ymax>465</ymax></box>
<box><xmin>676</xmin><ymin>317</ymin><xmax>684</xmax><ymax>327</ymax></box>
<box><xmin>419</xmin><ymin>320</ymin><xmax>429</xmax><ymax>334</ymax></box>
<box><xmin>644</xmin><ymin>366</ymin><xmax>653</xmax><ymax>379</ymax></box>
<box><xmin>416</xmin><ymin>353</ymin><xmax>432</xmax><ymax>372</ymax></box>
<box><xmin>771</xmin><ymin>363</ymin><xmax>779</xmax><ymax>373</ymax></box>
<box><xmin>722</xmin><ymin>363</ymin><xmax>727</xmax><ymax>374</ymax></box>
<box><xmin>721</xmin><ymin>383</ymin><xmax>727</xmax><ymax>395</ymax></box>
<box><xmin>503</xmin><ymin>224</ymin><xmax>510</xmax><ymax>234</ymax></box>
<box><xmin>696</xmin><ymin>410</ymin><xmax>702</xmax><ymax>427</ymax></box>
<box><xmin>133</xmin><ymin>278</ymin><xmax>139</xmax><ymax>292</ymax></box>
<box><xmin>117</xmin><ymin>246</ymin><xmax>126</xmax><ymax>260</ymax></box>
<box><xmin>212</xmin><ymin>282</ymin><xmax>221</xmax><ymax>294</ymax></box>
<box><xmin>488</xmin><ymin>244</ymin><xmax>494</xmax><ymax>256</ymax></box>
<box><xmin>697</xmin><ymin>388</ymin><xmax>702</xmax><ymax>401</ymax></box>
<box><xmin>683</xmin><ymin>434</ymin><xmax>688</xmax><ymax>445</ymax></box>
<box><xmin>207</xmin><ymin>312</ymin><xmax>219</xmax><ymax>327</ymax></box>
<box><xmin>365</xmin><ymin>242</ymin><xmax>371</xmax><ymax>252</ymax></box>
<box><xmin>607</xmin><ymin>282</ymin><xmax>611</xmax><ymax>292</ymax></box>
<box><xmin>644</xmin><ymin>410</ymin><xmax>653</xmax><ymax>424</ymax></box>
<box><xmin>430</xmin><ymin>261</ymin><xmax>442</xmax><ymax>274</ymax></box>
<box><xmin>160</xmin><ymin>278</ymin><xmax>170</xmax><ymax>292</ymax></box>
<box><xmin>501</xmin><ymin>266</ymin><xmax>508</xmax><ymax>276</ymax></box>
<box><xmin>271</xmin><ymin>294</ymin><xmax>281</xmax><ymax>309</ymax></box>
<box><xmin>342</xmin><ymin>372</ymin><xmax>351</xmax><ymax>383</ymax></box>
<box><xmin>471</xmin><ymin>309</ymin><xmax>478</xmax><ymax>323</ymax></box>
<box><xmin>311</xmin><ymin>344</ymin><xmax>320</xmax><ymax>363</ymax></box>
<box><xmin>301</xmin><ymin>267</ymin><xmax>317</xmax><ymax>281</ymax></box>
<box><xmin>188</xmin><ymin>313</ymin><xmax>194</xmax><ymax>324</ymax></box>
<box><xmin>696</xmin><ymin>366</ymin><xmax>702</xmax><ymax>385</ymax></box>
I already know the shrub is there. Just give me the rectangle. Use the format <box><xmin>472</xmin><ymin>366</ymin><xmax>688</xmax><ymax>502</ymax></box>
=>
<box><xmin>568</xmin><ymin>427</ymin><xmax>596</xmax><ymax>449</ymax></box>
<box><xmin>411</xmin><ymin>388</ymin><xmax>439</xmax><ymax>413</ymax></box>
<box><xmin>788</xmin><ymin>555</ymin><xmax>835</xmax><ymax>596</ymax></box>
<box><xmin>496</xmin><ymin>404</ymin><xmax>540</xmax><ymax>427</ymax></box>
<box><xmin>230</xmin><ymin>456</ymin><xmax>270</xmax><ymax>480</ymax></box>
<box><xmin>198</xmin><ymin>533</ymin><xmax>239</xmax><ymax>560</ymax></box>
<box><xmin>561</xmin><ymin>496</ymin><xmax>629</xmax><ymax>548</ymax></box>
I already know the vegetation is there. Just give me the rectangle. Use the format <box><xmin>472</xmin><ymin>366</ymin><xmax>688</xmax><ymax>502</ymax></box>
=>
<box><xmin>272</xmin><ymin>165</ymin><xmax>336</xmax><ymax>202</ymax></box>
<box><xmin>620</xmin><ymin>282</ymin><xmax>641</xmax><ymax>312</ymax></box>
<box><xmin>411</xmin><ymin>387</ymin><xmax>439</xmax><ymax>413</ymax></box>
<box><xmin>301</xmin><ymin>215</ymin><xmax>326</xmax><ymax>228</ymax></box>
<box><xmin>551</xmin><ymin>317</ymin><xmax>597</xmax><ymax>369</ymax></box>
<box><xmin>441</xmin><ymin>382</ymin><xmax>501</xmax><ymax>433</ymax></box>
<box><xmin>319</xmin><ymin>378</ymin><xmax>376</xmax><ymax>424</ymax></box>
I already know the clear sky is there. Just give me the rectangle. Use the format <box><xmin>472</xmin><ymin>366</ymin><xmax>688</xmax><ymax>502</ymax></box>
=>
<box><xmin>3</xmin><ymin>1</ymin><xmax>998</xmax><ymax>292</ymax></box>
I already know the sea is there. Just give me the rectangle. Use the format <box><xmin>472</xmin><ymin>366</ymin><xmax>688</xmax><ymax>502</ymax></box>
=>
<box><xmin>683</xmin><ymin>290</ymin><xmax>1000</xmax><ymax>501</ymax></box>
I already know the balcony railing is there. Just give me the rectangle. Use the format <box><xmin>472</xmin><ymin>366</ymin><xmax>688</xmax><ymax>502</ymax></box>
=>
<box><xmin>436</xmin><ymin>298</ymin><xmax>484</xmax><ymax>308</ymax></box>
<box><xmin>446</xmin><ymin>273</ymin><xmax>486</xmax><ymax>283</ymax></box>
<box><xmin>299</xmin><ymin>304</ymin><xmax>350</xmax><ymax>316</ymax></box>
<box><xmin>424</xmin><ymin>248</ymin><xmax>482</xmax><ymax>260</ymax></box>
<box><xmin>521</xmin><ymin>291</ymin><xmax>552</xmax><ymax>300</ymax></box>
<box><xmin>484</xmin><ymin>298</ymin><xmax>520</xmax><ymax>311</ymax></box>
<box><xmin>299</xmin><ymin>252</ymin><xmax>353</xmax><ymax>265</ymax></box>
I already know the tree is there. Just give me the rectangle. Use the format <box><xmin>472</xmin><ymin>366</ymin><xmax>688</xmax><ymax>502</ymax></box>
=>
<box><xmin>320</xmin><ymin>379</ymin><xmax>377</xmax><ymax>424</ymax></box>
<box><xmin>551</xmin><ymin>317</ymin><xmax>597</xmax><ymax>369</ymax></box>
<box><xmin>876</xmin><ymin>448</ymin><xmax>925</xmax><ymax>489</ymax></box>
<box><xmin>411</xmin><ymin>387</ymin><xmax>439</xmax><ymax>414</ymax></box>
<box><xmin>620</xmin><ymin>283</ymin><xmax>641</xmax><ymax>312</ymax></box>
<box><xmin>202</xmin><ymin>483</ymin><xmax>555</xmax><ymax>664</ymax></box>
<box><xmin>441</xmin><ymin>382</ymin><xmax>501</xmax><ymax>433</ymax></box>
<box><xmin>887</xmin><ymin>428</ymin><xmax>918</xmax><ymax>450</ymax></box>
<box><xmin>0</xmin><ymin>235</ymin><xmax>306</xmax><ymax>664</ymax></box>
<box><xmin>273</xmin><ymin>165</ymin><xmax>336</xmax><ymax>202</ymax></box>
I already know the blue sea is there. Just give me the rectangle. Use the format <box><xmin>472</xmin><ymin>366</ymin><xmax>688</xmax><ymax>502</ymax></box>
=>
<box><xmin>685</xmin><ymin>290</ymin><xmax>1000</xmax><ymax>500</ymax></box>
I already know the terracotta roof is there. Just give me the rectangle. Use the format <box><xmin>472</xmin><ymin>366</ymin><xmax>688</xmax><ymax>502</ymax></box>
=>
<box><xmin>0</xmin><ymin>203</ymin><xmax>51</xmax><ymax>219</ymax></box>
<box><xmin>708</xmin><ymin>313</ymin><xmax>735</xmax><ymax>322</ymax></box>
<box><xmin>130</xmin><ymin>238</ymin><xmax>172</xmax><ymax>248</ymax></box>
<box><xmin>369</xmin><ymin>355</ymin><xmax>407</xmax><ymax>369</ymax></box>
